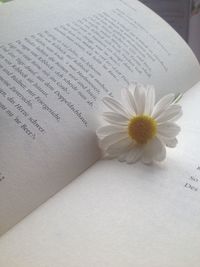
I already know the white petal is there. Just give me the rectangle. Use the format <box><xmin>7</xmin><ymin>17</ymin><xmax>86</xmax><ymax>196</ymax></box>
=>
<box><xmin>106</xmin><ymin>138</ymin><xmax>133</xmax><ymax>156</ymax></box>
<box><xmin>121</xmin><ymin>87</ymin><xmax>137</xmax><ymax>115</ymax></box>
<box><xmin>125</xmin><ymin>145</ymin><xmax>143</xmax><ymax>164</ymax></box>
<box><xmin>165</xmin><ymin>138</ymin><xmax>178</xmax><ymax>148</ymax></box>
<box><xmin>103</xmin><ymin>112</ymin><xmax>129</xmax><ymax>125</ymax></box>
<box><xmin>154</xmin><ymin>142</ymin><xmax>166</xmax><ymax>162</ymax></box>
<box><xmin>134</xmin><ymin>84</ymin><xmax>146</xmax><ymax>115</ymax></box>
<box><xmin>118</xmin><ymin>150</ymin><xmax>131</xmax><ymax>162</ymax></box>
<box><xmin>128</xmin><ymin>83</ymin><xmax>137</xmax><ymax>92</ymax></box>
<box><xmin>103</xmin><ymin>97</ymin><xmax>131</xmax><ymax>117</ymax></box>
<box><xmin>142</xmin><ymin>137</ymin><xmax>166</xmax><ymax>163</ymax></box>
<box><xmin>99</xmin><ymin>132</ymin><xmax>128</xmax><ymax>150</ymax></box>
<box><xmin>96</xmin><ymin>125</ymin><xmax>127</xmax><ymax>138</ymax></box>
<box><xmin>152</xmin><ymin>94</ymin><xmax>175</xmax><ymax>118</ymax></box>
<box><xmin>165</xmin><ymin>109</ymin><xmax>183</xmax><ymax>122</ymax></box>
<box><xmin>118</xmin><ymin>150</ymin><xmax>129</xmax><ymax>162</ymax></box>
<box><xmin>141</xmin><ymin>154</ymin><xmax>153</xmax><ymax>164</ymax></box>
<box><xmin>157</xmin><ymin>122</ymin><xmax>181</xmax><ymax>139</ymax></box>
<box><xmin>144</xmin><ymin>137</ymin><xmax>162</xmax><ymax>156</ymax></box>
<box><xmin>144</xmin><ymin>86</ymin><xmax>155</xmax><ymax>115</ymax></box>
<box><xmin>156</xmin><ymin>105</ymin><xmax>182</xmax><ymax>123</ymax></box>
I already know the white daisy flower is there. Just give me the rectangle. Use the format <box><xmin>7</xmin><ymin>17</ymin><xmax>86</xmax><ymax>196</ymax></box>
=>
<box><xmin>96</xmin><ymin>83</ymin><xmax>182</xmax><ymax>164</ymax></box>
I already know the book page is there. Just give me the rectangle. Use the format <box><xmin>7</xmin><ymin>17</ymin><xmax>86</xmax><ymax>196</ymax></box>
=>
<box><xmin>0</xmin><ymin>83</ymin><xmax>200</xmax><ymax>266</ymax></box>
<box><xmin>0</xmin><ymin>0</ymin><xmax>200</xmax><ymax>236</ymax></box>
<box><xmin>140</xmin><ymin>0</ymin><xmax>191</xmax><ymax>40</ymax></box>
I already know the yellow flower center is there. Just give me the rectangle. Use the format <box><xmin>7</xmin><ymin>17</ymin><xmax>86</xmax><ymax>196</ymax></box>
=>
<box><xmin>128</xmin><ymin>115</ymin><xmax>157</xmax><ymax>144</ymax></box>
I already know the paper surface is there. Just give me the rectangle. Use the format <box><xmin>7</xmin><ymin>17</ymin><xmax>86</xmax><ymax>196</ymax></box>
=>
<box><xmin>0</xmin><ymin>0</ymin><xmax>200</xmax><ymax>236</ymax></box>
<box><xmin>0</xmin><ymin>83</ymin><xmax>200</xmax><ymax>267</ymax></box>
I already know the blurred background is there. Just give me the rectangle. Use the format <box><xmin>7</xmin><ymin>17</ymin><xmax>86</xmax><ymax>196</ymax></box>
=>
<box><xmin>139</xmin><ymin>0</ymin><xmax>200</xmax><ymax>61</ymax></box>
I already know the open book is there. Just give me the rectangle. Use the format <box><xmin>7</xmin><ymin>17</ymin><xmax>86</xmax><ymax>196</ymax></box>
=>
<box><xmin>0</xmin><ymin>0</ymin><xmax>200</xmax><ymax>265</ymax></box>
